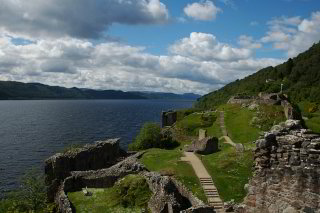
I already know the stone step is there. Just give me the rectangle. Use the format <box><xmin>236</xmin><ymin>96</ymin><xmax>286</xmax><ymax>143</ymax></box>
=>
<box><xmin>204</xmin><ymin>189</ymin><xmax>218</xmax><ymax>192</ymax></box>
<box><xmin>206</xmin><ymin>194</ymin><xmax>219</xmax><ymax>197</ymax></box>
<box><xmin>201</xmin><ymin>183</ymin><xmax>214</xmax><ymax>186</ymax></box>
<box><xmin>200</xmin><ymin>180</ymin><xmax>213</xmax><ymax>183</ymax></box>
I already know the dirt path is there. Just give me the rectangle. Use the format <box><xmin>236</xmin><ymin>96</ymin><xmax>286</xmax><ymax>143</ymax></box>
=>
<box><xmin>181</xmin><ymin>152</ymin><xmax>225</xmax><ymax>212</ymax></box>
<box><xmin>219</xmin><ymin>111</ymin><xmax>237</xmax><ymax>147</ymax></box>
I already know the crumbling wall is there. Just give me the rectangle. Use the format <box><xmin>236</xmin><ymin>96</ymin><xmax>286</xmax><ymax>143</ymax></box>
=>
<box><xmin>45</xmin><ymin>138</ymin><xmax>126</xmax><ymax>201</ymax></box>
<box><xmin>162</xmin><ymin>110</ymin><xmax>177</xmax><ymax>127</ymax></box>
<box><xmin>54</xmin><ymin>152</ymin><xmax>214</xmax><ymax>213</ymax></box>
<box><xmin>281</xmin><ymin>100</ymin><xmax>299</xmax><ymax>120</ymax></box>
<box><xmin>241</xmin><ymin>120</ymin><xmax>320</xmax><ymax>213</ymax></box>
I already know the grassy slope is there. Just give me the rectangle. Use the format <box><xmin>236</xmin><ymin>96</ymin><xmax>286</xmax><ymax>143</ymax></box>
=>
<box><xmin>298</xmin><ymin>102</ymin><xmax>320</xmax><ymax>133</ymax></box>
<box><xmin>140</xmin><ymin>148</ymin><xmax>207</xmax><ymax>202</ymax></box>
<box><xmin>69</xmin><ymin>188</ymin><xmax>142</xmax><ymax>213</ymax></box>
<box><xmin>142</xmin><ymin>103</ymin><xmax>285</xmax><ymax>204</ymax></box>
<box><xmin>220</xmin><ymin>104</ymin><xmax>260</xmax><ymax>146</ymax></box>
<box><xmin>201</xmin><ymin>142</ymin><xmax>253</xmax><ymax>202</ymax></box>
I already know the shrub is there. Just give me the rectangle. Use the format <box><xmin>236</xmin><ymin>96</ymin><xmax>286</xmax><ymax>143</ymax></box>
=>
<box><xmin>113</xmin><ymin>175</ymin><xmax>152</xmax><ymax>208</ymax></box>
<box><xmin>128</xmin><ymin>122</ymin><xmax>178</xmax><ymax>150</ymax></box>
<box><xmin>0</xmin><ymin>168</ymin><xmax>55</xmax><ymax>213</ymax></box>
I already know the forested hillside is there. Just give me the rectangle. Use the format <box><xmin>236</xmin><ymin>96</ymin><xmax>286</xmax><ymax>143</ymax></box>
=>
<box><xmin>196</xmin><ymin>42</ymin><xmax>320</xmax><ymax>109</ymax></box>
<box><xmin>0</xmin><ymin>81</ymin><xmax>200</xmax><ymax>100</ymax></box>
<box><xmin>0</xmin><ymin>81</ymin><xmax>145</xmax><ymax>100</ymax></box>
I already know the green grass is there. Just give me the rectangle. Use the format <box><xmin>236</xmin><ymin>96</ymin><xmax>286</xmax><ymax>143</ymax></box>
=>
<box><xmin>140</xmin><ymin>148</ymin><xmax>207</xmax><ymax>202</ymax></box>
<box><xmin>68</xmin><ymin>175</ymin><xmax>151</xmax><ymax>213</ymax></box>
<box><xmin>205</xmin><ymin>115</ymin><xmax>222</xmax><ymax>138</ymax></box>
<box><xmin>305</xmin><ymin>116</ymin><xmax>320</xmax><ymax>133</ymax></box>
<box><xmin>175</xmin><ymin>112</ymin><xmax>216</xmax><ymax>136</ymax></box>
<box><xmin>219</xmin><ymin>104</ymin><xmax>260</xmax><ymax>146</ymax></box>
<box><xmin>201</xmin><ymin>142</ymin><xmax>254</xmax><ymax>202</ymax></box>
<box><xmin>298</xmin><ymin>101</ymin><xmax>320</xmax><ymax>133</ymax></box>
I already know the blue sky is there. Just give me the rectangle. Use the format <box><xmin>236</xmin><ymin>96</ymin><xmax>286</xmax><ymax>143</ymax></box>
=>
<box><xmin>0</xmin><ymin>0</ymin><xmax>319</xmax><ymax>94</ymax></box>
<box><xmin>109</xmin><ymin>0</ymin><xmax>319</xmax><ymax>57</ymax></box>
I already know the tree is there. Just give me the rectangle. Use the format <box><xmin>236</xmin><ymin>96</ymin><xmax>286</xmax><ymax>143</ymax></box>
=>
<box><xmin>128</xmin><ymin>122</ymin><xmax>178</xmax><ymax>150</ymax></box>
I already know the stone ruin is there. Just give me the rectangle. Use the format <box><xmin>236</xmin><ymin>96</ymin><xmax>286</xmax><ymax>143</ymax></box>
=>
<box><xmin>44</xmin><ymin>138</ymin><xmax>215</xmax><ymax>213</ymax></box>
<box><xmin>186</xmin><ymin>129</ymin><xmax>219</xmax><ymax>155</ymax></box>
<box><xmin>162</xmin><ymin>110</ymin><xmax>177</xmax><ymax>127</ymax></box>
<box><xmin>238</xmin><ymin>120</ymin><xmax>320</xmax><ymax>213</ymax></box>
<box><xmin>227</xmin><ymin>93</ymin><xmax>299</xmax><ymax>120</ymax></box>
<box><xmin>199</xmin><ymin>129</ymin><xmax>207</xmax><ymax>140</ymax></box>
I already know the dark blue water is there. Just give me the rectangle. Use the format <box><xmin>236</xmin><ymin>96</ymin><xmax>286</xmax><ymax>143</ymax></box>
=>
<box><xmin>0</xmin><ymin>99</ymin><xmax>193</xmax><ymax>195</ymax></box>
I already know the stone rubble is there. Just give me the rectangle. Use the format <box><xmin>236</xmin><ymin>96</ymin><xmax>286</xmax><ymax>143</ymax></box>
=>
<box><xmin>239</xmin><ymin>120</ymin><xmax>320</xmax><ymax>213</ymax></box>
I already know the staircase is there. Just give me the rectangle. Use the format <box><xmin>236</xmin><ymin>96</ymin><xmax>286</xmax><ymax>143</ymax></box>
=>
<box><xmin>199</xmin><ymin>177</ymin><xmax>224</xmax><ymax>212</ymax></box>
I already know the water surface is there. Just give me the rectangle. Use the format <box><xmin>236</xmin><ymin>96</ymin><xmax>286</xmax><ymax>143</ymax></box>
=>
<box><xmin>0</xmin><ymin>99</ymin><xmax>193</xmax><ymax>195</ymax></box>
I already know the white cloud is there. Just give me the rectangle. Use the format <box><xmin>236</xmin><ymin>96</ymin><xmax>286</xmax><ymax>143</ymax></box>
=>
<box><xmin>0</xmin><ymin>0</ymin><xmax>169</xmax><ymax>39</ymax></box>
<box><xmin>250</xmin><ymin>21</ymin><xmax>259</xmax><ymax>26</ymax></box>
<box><xmin>0</xmin><ymin>31</ymin><xmax>283</xmax><ymax>94</ymax></box>
<box><xmin>184</xmin><ymin>0</ymin><xmax>222</xmax><ymax>21</ymax></box>
<box><xmin>261</xmin><ymin>11</ymin><xmax>320</xmax><ymax>57</ymax></box>
<box><xmin>238</xmin><ymin>35</ymin><xmax>262</xmax><ymax>49</ymax></box>
<box><xmin>169</xmin><ymin>32</ymin><xmax>252</xmax><ymax>61</ymax></box>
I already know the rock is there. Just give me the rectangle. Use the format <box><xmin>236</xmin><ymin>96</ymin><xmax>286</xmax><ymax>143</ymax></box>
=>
<box><xmin>250</xmin><ymin>116</ymin><xmax>260</xmax><ymax>126</ymax></box>
<box><xmin>243</xmin><ymin>121</ymin><xmax>320</xmax><ymax>213</ymax></box>
<box><xmin>236</xmin><ymin>143</ymin><xmax>245</xmax><ymax>152</ymax></box>
<box><xmin>248</xmin><ymin>103</ymin><xmax>259</xmax><ymax>111</ymax></box>
<box><xmin>188</xmin><ymin>137</ymin><xmax>219</xmax><ymax>155</ymax></box>
<box><xmin>199</xmin><ymin>129</ymin><xmax>207</xmax><ymax>140</ymax></box>
<box><xmin>285</xmin><ymin>120</ymin><xmax>301</xmax><ymax>130</ymax></box>
<box><xmin>143</xmin><ymin>172</ymin><xmax>213</xmax><ymax>213</ymax></box>
<box><xmin>244</xmin><ymin>184</ymin><xmax>249</xmax><ymax>192</ymax></box>
<box><xmin>256</xmin><ymin>139</ymin><xmax>271</xmax><ymax>149</ymax></box>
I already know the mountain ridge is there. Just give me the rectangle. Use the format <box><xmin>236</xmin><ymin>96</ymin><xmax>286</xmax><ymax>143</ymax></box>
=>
<box><xmin>0</xmin><ymin>81</ymin><xmax>200</xmax><ymax>100</ymax></box>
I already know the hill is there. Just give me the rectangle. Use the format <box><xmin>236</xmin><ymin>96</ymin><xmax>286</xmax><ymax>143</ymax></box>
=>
<box><xmin>196</xmin><ymin>42</ymin><xmax>320</xmax><ymax>109</ymax></box>
<box><xmin>0</xmin><ymin>81</ymin><xmax>199</xmax><ymax>100</ymax></box>
<box><xmin>133</xmin><ymin>91</ymin><xmax>200</xmax><ymax>100</ymax></box>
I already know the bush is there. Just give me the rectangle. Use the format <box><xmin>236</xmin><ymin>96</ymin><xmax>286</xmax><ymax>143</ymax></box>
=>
<box><xmin>0</xmin><ymin>168</ymin><xmax>55</xmax><ymax>213</ymax></box>
<box><xmin>113</xmin><ymin>175</ymin><xmax>152</xmax><ymax>208</ymax></box>
<box><xmin>128</xmin><ymin>122</ymin><xmax>178</xmax><ymax>150</ymax></box>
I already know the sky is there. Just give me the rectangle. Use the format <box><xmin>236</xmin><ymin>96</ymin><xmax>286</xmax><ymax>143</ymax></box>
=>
<box><xmin>0</xmin><ymin>0</ymin><xmax>319</xmax><ymax>95</ymax></box>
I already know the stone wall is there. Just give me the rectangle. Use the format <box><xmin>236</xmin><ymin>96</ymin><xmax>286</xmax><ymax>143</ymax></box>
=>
<box><xmin>281</xmin><ymin>100</ymin><xmax>299</xmax><ymax>120</ymax></box>
<box><xmin>54</xmin><ymin>152</ymin><xmax>214</xmax><ymax>213</ymax></box>
<box><xmin>199</xmin><ymin>129</ymin><xmax>207</xmax><ymax>140</ymax></box>
<box><xmin>241</xmin><ymin>120</ymin><xmax>320</xmax><ymax>213</ymax></box>
<box><xmin>45</xmin><ymin>138</ymin><xmax>127</xmax><ymax>201</ymax></box>
<box><xmin>187</xmin><ymin>137</ymin><xmax>219</xmax><ymax>155</ymax></box>
<box><xmin>162</xmin><ymin>110</ymin><xmax>177</xmax><ymax>127</ymax></box>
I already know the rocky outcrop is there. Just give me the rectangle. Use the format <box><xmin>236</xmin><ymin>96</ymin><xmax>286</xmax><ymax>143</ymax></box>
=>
<box><xmin>45</xmin><ymin>138</ymin><xmax>127</xmax><ymax>201</ymax></box>
<box><xmin>187</xmin><ymin>137</ymin><xmax>219</xmax><ymax>155</ymax></box>
<box><xmin>241</xmin><ymin>120</ymin><xmax>320</xmax><ymax>213</ymax></box>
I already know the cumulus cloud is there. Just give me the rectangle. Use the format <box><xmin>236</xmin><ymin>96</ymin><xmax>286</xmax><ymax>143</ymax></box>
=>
<box><xmin>169</xmin><ymin>32</ymin><xmax>252</xmax><ymax>61</ymax></box>
<box><xmin>0</xmin><ymin>0</ymin><xmax>169</xmax><ymax>39</ymax></box>
<box><xmin>184</xmin><ymin>0</ymin><xmax>222</xmax><ymax>21</ymax></box>
<box><xmin>0</xmin><ymin>31</ymin><xmax>284</xmax><ymax>94</ymax></box>
<box><xmin>261</xmin><ymin>12</ymin><xmax>320</xmax><ymax>57</ymax></box>
<box><xmin>238</xmin><ymin>35</ymin><xmax>262</xmax><ymax>49</ymax></box>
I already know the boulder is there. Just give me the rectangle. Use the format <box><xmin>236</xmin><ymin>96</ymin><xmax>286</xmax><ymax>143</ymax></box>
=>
<box><xmin>284</xmin><ymin>120</ymin><xmax>301</xmax><ymax>130</ymax></box>
<box><xmin>236</xmin><ymin>143</ymin><xmax>245</xmax><ymax>152</ymax></box>
<box><xmin>188</xmin><ymin>137</ymin><xmax>219</xmax><ymax>155</ymax></box>
<box><xmin>248</xmin><ymin>103</ymin><xmax>259</xmax><ymax>111</ymax></box>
